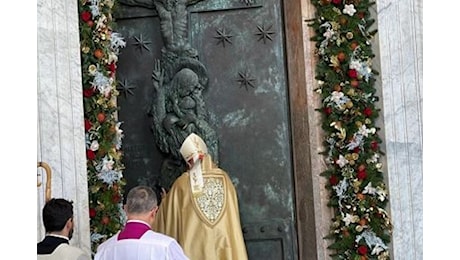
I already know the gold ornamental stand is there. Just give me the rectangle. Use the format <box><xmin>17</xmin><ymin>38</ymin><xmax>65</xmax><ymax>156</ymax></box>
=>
<box><xmin>37</xmin><ymin>162</ymin><xmax>52</xmax><ymax>202</ymax></box>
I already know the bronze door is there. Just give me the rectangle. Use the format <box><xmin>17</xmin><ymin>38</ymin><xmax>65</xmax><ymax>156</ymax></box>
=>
<box><xmin>115</xmin><ymin>1</ymin><xmax>299</xmax><ymax>259</ymax></box>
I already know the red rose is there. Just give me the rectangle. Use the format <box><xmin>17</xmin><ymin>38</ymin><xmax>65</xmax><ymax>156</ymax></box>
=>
<box><xmin>353</xmin><ymin>147</ymin><xmax>360</xmax><ymax>154</ymax></box>
<box><xmin>84</xmin><ymin>119</ymin><xmax>92</xmax><ymax>131</ymax></box>
<box><xmin>89</xmin><ymin>208</ymin><xmax>96</xmax><ymax>218</ymax></box>
<box><xmin>83</xmin><ymin>88</ymin><xmax>94</xmax><ymax>97</ymax></box>
<box><xmin>86</xmin><ymin>150</ymin><xmax>96</xmax><ymax>160</ymax></box>
<box><xmin>348</xmin><ymin>69</ymin><xmax>358</xmax><ymax>78</ymax></box>
<box><xmin>332</xmin><ymin>0</ymin><xmax>341</xmax><ymax>4</ymax></box>
<box><xmin>371</xmin><ymin>141</ymin><xmax>379</xmax><ymax>151</ymax></box>
<box><xmin>81</xmin><ymin>11</ymin><xmax>92</xmax><ymax>22</ymax></box>
<box><xmin>357</xmin><ymin>245</ymin><xmax>368</xmax><ymax>255</ymax></box>
<box><xmin>363</xmin><ymin>107</ymin><xmax>372</xmax><ymax>117</ymax></box>
<box><xmin>324</xmin><ymin>107</ymin><xmax>332</xmax><ymax>115</ymax></box>
<box><xmin>108</xmin><ymin>62</ymin><xmax>116</xmax><ymax>73</ymax></box>
<box><xmin>357</xmin><ymin>170</ymin><xmax>367</xmax><ymax>180</ymax></box>
<box><xmin>329</xmin><ymin>175</ymin><xmax>339</xmax><ymax>186</ymax></box>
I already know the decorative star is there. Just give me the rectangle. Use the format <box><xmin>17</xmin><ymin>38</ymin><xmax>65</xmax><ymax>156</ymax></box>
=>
<box><xmin>117</xmin><ymin>79</ymin><xmax>136</xmax><ymax>99</ymax></box>
<box><xmin>132</xmin><ymin>34</ymin><xmax>151</xmax><ymax>52</ymax></box>
<box><xmin>214</xmin><ymin>28</ymin><xmax>233</xmax><ymax>48</ymax></box>
<box><xmin>255</xmin><ymin>24</ymin><xmax>275</xmax><ymax>44</ymax></box>
<box><xmin>237</xmin><ymin>69</ymin><xmax>256</xmax><ymax>90</ymax></box>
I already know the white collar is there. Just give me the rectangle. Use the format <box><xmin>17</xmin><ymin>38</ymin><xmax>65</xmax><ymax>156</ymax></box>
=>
<box><xmin>46</xmin><ymin>233</ymin><xmax>69</xmax><ymax>241</ymax></box>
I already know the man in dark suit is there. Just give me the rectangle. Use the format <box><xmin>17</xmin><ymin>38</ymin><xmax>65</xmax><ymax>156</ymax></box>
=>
<box><xmin>37</xmin><ymin>198</ymin><xmax>90</xmax><ymax>260</ymax></box>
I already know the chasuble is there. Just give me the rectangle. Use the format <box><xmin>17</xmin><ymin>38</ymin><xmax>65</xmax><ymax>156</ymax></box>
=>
<box><xmin>154</xmin><ymin>138</ymin><xmax>248</xmax><ymax>260</ymax></box>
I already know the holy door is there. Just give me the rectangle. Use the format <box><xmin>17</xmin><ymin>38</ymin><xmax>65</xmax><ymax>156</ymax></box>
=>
<box><xmin>114</xmin><ymin>0</ymin><xmax>302</xmax><ymax>259</ymax></box>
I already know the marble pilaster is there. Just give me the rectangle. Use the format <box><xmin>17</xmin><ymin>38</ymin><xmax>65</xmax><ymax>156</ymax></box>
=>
<box><xmin>37</xmin><ymin>0</ymin><xmax>90</xmax><ymax>256</ymax></box>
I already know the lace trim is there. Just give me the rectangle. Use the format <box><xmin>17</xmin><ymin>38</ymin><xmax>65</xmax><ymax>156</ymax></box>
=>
<box><xmin>195</xmin><ymin>177</ymin><xmax>224</xmax><ymax>223</ymax></box>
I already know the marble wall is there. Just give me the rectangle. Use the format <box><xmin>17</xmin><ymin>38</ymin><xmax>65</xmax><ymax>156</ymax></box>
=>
<box><xmin>37</xmin><ymin>0</ymin><xmax>91</xmax><ymax>256</ymax></box>
<box><xmin>376</xmin><ymin>0</ymin><xmax>423</xmax><ymax>259</ymax></box>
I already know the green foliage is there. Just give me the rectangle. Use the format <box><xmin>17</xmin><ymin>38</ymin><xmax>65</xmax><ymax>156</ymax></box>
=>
<box><xmin>78</xmin><ymin>0</ymin><xmax>126</xmax><ymax>256</ymax></box>
<box><xmin>309</xmin><ymin>0</ymin><xmax>392</xmax><ymax>259</ymax></box>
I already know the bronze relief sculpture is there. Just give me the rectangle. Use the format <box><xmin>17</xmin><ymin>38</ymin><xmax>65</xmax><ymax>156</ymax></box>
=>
<box><xmin>121</xmin><ymin>0</ymin><xmax>219</xmax><ymax>189</ymax></box>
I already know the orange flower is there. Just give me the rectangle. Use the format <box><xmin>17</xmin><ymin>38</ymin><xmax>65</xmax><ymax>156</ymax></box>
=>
<box><xmin>94</xmin><ymin>49</ymin><xmax>104</xmax><ymax>59</ymax></box>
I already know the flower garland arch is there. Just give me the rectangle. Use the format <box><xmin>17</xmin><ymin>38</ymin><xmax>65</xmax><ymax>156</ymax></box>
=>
<box><xmin>308</xmin><ymin>0</ymin><xmax>392</xmax><ymax>259</ymax></box>
<box><xmin>78</xmin><ymin>0</ymin><xmax>126</xmax><ymax>255</ymax></box>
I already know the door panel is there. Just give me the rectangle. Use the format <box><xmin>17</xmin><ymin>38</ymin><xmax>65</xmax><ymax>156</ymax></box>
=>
<box><xmin>115</xmin><ymin>1</ymin><xmax>298</xmax><ymax>259</ymax></box>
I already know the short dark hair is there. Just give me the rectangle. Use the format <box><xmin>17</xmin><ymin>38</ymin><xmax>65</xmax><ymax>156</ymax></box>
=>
<box><xmin>42</xmin><ymin>198</ymin><xmax>74</xmax><ymax>233</ymax></box>
<box><xmin>125</xmin><ymin>186</ymin><xmax>158</xmax><ymax>214</ymax></box>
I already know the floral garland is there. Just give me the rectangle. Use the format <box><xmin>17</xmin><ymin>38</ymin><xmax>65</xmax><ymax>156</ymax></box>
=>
<box><xmin>78</xmin><ymin>0</ymin><xmax>127</xmax><ymax>255</ymax></box>
<box><xmin>308</xmin><ymin>0</ymin><xmax>392</xmax><ymax>259</ymax></box>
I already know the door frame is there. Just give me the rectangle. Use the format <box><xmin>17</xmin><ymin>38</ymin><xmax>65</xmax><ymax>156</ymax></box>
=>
<box><xmin>283</xmin><ymin>1</ymin><xmax>318</xmax><ymax>259</ymax></box>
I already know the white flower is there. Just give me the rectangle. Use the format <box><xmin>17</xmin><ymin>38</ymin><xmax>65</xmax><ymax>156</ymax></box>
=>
<box><xmin>342</xmin><ymin>213</ymin><xmax>359</xmax><ymax>226</ymax></box>
<box><xmin>362</xmin><ymin>182</ymin><xmax>376</xmax><ymax>195</ymax></box>
<box><xmin>115</xmin><ymin>122</ymin><xmax>124</xmax><ymax>149</ymax></box>
<box><xmin>88</xmin><ymin>64</ymin><xmax>97</xmax><ymax>75</ymax></box>
<box><xmin>349</xmin><ymin>60</ymin><xmax>361</xmax><ymax>70</ymax></box>
<box><xmin>358</xmin><ymin>124</ymin><xmax>373</xmax><ymax>137</ymax></box>
<box><xmin>102</xmin><ymin>85</ymin><xmax>112</xmax><ymax>98</ymax></box>
<box><xmin>350</xmin><ymin>57</ymin><xmax>373</xmax><ymax>81</ymax></box>
<box><xmin>331</xmin><ymin>91</ymin><xmax>344</xmax><ymax>103</ymax></box>
<box><xmin>102</xmin><ymin>157</ymin><xmax>114</xmax><ymax>171</ymax></box>
<box><xmin>96</xmin><ymin>14</ymin><xmax>107</xmax><ymax>30</ymax></box>
<box><xmin>90</xmin><ymin>232</ymin><xmax>106</xmax><ymax>243</ymax></box>
<box><xmin>98</xmin><ymin>170</ymin><xmax>123</xmax><ymax>186</ymax></box>
<box><xmin>89</xmin><ymin>3</ymin><xmax>101</xmax><ymax>18</ymax></box>
<box><xmin>371</xmin><ymin>245</ymin><xmax>385</xmax><ymax>255</ymax></box>
<box><xmin>329</xmin><ymin>91</ymin><xmax>351</xmax><ymax>109</ymax></box>
<box><xmin>92</xmin><ymin>71</ymin><xmax>110</xmax><ymax>92</ymax></box>
<box><xmin>336</xmin><ymin>155</ymin><xmax>349</xmax><ymax>168</ymax></box>
<box><xmin>355</xmin><ymin>230</ymin><xmax>388</xmax><ymax>254</ymax></box>
<box><xmin>376</xmin><ymin>186</ymin><xmax>388</xmax><ymax>201</ymax></box>
<box><xmin>107</xmin><ymin>52</ymin><xmax>118</xmax><ymax>64</ymax></box>
<box><xmin>366</xmin><ymin>153</ymin><xmax>380</xmax><ymax>164</ymax></box>
<box><xmin>343</xmin><ymin>4</ymin><xmax>357</xmax><ymax>16</ymax></box>
<box><xmin>323</xmin><ymin>28</ymin><xmax>334</xmax><ymax>39</ymax></box>
<box><xmin>345</xmin><ymin>134</ymin><xmax>363</xmax><ymax>150</ymax></box>
<box><xmin>90</xmin><ymin>140</ymin><xmax>100</xmax><ymax>151</ymax></box>
<box><xmin>110</xmin><ymin>32</ymin><xmax>126</xmax><ymax>53</ymax></box>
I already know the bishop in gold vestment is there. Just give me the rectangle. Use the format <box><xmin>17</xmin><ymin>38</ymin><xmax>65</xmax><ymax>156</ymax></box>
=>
<box><xmin>154</xmin><ymin>133</ymin><xmax>248</xmax><ymax>260</ymax></box>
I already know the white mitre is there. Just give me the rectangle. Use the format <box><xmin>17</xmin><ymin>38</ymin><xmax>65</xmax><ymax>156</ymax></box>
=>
<box><xmin>179</xmin><ymin>133</ymin><xmax>207</xmax><ymax>196</ymax></box>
